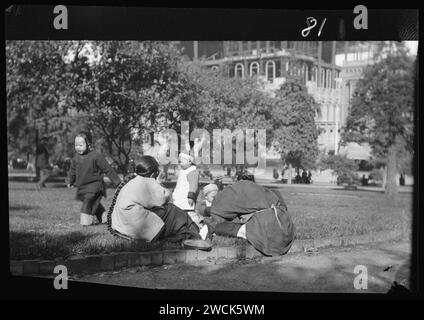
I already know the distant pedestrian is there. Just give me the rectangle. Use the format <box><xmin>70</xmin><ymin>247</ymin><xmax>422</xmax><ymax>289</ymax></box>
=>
<box><xmin>399</xmin><ymin>174</ymin><xmax>405</xmax><ymax>186</ymax></box>
<box><xmin>226</xmin><ymin>166</ymin><xmax>231</xmax><ymax>177</ymax></box>
<box><xmin>295</xmin><ymin>172</ymin><xmax>301</xmax><ymax>184</ymax></box>
<box><xmin>35</xmin><ymin>137</ymin><xmax>51</xmax><ymax>189</ymax></box>
<box><xmin>361</xmin><ymin>174</ymin><xmax>368</xmax><ymax>186</ymax></box>
<box><xmin>273</xmin><ymin>168</ymin><xmax>279</xmax><ymax>180</ymax></box>
<box><xmin>67</xmin><ymin>131</ymin><xmax>121</xmax><ymax>226</ymax></box>
<box><xmin>301</xmin><ymin>170</ymin><xmax>308</xmax><ymax>184</ymax></box>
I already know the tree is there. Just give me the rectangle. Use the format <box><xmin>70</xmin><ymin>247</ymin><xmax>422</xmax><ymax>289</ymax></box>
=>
<box><xmin>319</xmin><ymin>153</ymin><xmax>359</xmax><ymax>184</ymax></box>
<box><xmin>181</xmin><ymin>63</ymin><xmax>275</xmax><ymax>169</ymax></box>
<box><xmin>342</xmin><ymin>42</ymin><xmax>415</xmax><ymax>198</ymax></box>
<box><xmin>6</xmin><ymin>41</ymin><xmax>76</xmax><ymax>164</ymax></box>
<box><xmin>69</xmin><ymin>41</ymin><xmax>197</xmax><ymax>173</ymax></box>
<box><xmin>271</xmin><ymin>79</ymin><xmax>321</xmax><ymax>184</ymax></box>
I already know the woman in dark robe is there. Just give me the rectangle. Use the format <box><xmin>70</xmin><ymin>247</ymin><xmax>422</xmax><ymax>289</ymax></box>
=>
<box><xmin>207</xmin><ymin>172</ymin><xmax>295</xmax><ymax>256</ymax></box>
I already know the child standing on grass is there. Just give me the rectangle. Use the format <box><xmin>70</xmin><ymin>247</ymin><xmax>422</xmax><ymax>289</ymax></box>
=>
<box><xmin>172</xmin><ymin>153</ymin><xmax>202</xmax><ymax>226</ymax></box>
<box><xmin>67</xmin><ymin>131</ymin><xmax>121</xmax><ymax>226</ymax></box>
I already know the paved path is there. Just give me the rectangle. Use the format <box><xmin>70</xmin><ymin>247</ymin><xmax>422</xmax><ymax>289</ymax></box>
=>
<box><xmin>74</xmin><ymin>241</ymin><xmax>411</xmax><ymax>293</ymax></box>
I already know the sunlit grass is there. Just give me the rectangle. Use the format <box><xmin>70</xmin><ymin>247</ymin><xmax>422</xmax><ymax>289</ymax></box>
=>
<box><xmin>9</xmin><ymin>181</ymin><xmax>412</xmax><ymax>260</ymax></box>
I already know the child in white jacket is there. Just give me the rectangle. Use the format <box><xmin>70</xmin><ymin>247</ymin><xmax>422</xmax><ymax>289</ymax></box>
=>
<box><xmin>172</xmin><ymin>153</ymin><xmax>202</xmax><ymax>226</ymax></box>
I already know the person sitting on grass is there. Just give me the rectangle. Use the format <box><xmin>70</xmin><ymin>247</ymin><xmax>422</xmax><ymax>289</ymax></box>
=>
<box><xmin>107</xmin><ymin>156</ymin><xmax>212</xmax><ymax>249</ymax></box>
<box><xmin>195</xmin><ymin>183</ymin><xmax>219</xmax><ymax>218</ymax></box>
<box><xmin>67</xmin><ymin>131</ymin><xmax>122</xmax><ymax>226</ymax></box>
<box><xmin>205</xmin><ymin>172</ymin><xmax>295</xmax><ymax>256</ymax></box>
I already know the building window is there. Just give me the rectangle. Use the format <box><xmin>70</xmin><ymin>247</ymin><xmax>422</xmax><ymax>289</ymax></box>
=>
<box><xmin>250</xmin><ymin>62</ymin><xmax>259</xmax><ymax>76</ymax></box>
<box><xmin>320</xmin><ymin>69</ymin><xmax>325</xmax><ymax>87</ymax></box>
<box><xmin>265</xmin><ymin>60</ymin><xmax>276</xmax><ymax>82</ymax></box>
<box><xmin>311</xmin><ymin>66</ymin><xmax>317</xmax><ymax>82</ymax></box>
<box><xmin>326</xmin><ymin>70</ymin><xmax>331</xmax><ymax>89</ymax></box>
<box><xmin>229</xmin><ymin>42</ymin><xmax>239</xmax><ymax>53</ymax></box>
<box><xmin>334</xmin><ymin>70</ymin><xmax>339</xmax><ymax>88</ymax></box>
<box><xmin>292</xmin><ymin>64</ymin><xmax>298</xmax><ymax>77</ymax></box>
<box><xmin>235</xmin><ymin>63</ymin><xmax>244</xmax><ymax>78</ymax></box>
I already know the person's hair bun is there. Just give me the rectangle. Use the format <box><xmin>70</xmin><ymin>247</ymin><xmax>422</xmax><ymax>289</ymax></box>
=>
<box><xmin>135</xmin><ymin>156</ymin><xmax>159</xmax><ymax>177</ymax></box>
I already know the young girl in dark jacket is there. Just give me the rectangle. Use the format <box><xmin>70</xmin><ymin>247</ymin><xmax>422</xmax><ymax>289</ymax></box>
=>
<box><xmin>67</xmin><ymin>132</ymin><xmax>121</xmax><ymax>226</ymax></box>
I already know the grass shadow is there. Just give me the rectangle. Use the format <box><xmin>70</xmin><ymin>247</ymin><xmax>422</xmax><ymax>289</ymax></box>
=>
<box><xmin>8</xmin><ymin>177</ymin><xmax>37</xmax><ymax>183</ymax></box>
<box><xmin>46</xmin><ymin>183</ymin><xmax>68</xmax><ymax>188</ymax></box>
<box><xmin>9</xmin><ymin>204</ymin><xmax>40</xmax><ymax>211</ymax></box>
<box><xmin>330</xmin><ymin>188</ymin><xmax>385</xmax><ymax>194</ymax></box>
<box><xmin>10</xmin><ymin>230</ymin><xmax>98</xmax><ymax>260</ymax></box>
<box><xmin>9</xmin><ymin>228</ymin><xmax>189</xmax><ymax>260</ymax></box>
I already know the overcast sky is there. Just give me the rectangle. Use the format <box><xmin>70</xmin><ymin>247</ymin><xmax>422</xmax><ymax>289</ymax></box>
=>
<box><xmin>335</xmin><ymin>41</ymin><xmax>418</xmax><ymax>66</ymax></box>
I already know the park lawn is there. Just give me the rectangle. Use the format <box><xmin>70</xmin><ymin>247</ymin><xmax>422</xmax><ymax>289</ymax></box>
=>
<box><xmin>8</xmin><ymin>181</ymin><xmax>412</xmax><ymax>260</ymax></box>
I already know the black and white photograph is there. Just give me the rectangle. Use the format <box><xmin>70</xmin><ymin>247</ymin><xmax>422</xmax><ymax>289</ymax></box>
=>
<box><xmin>4</xmin><ymin>6</ymin><xmax>421</xmax><ymax>302</ymax></box>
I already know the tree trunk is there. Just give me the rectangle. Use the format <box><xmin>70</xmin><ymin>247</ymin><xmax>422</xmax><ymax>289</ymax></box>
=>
<box><xmin>381</xmin><ymin>166</ymin><xmax>387</xmax><ymax>189</ymax></box>
<box><xmin>35</xmin><ymin>129</ymin><xmax>40</xmax><ymax>179</ymax></box>
<box><xmin>385</xmin><ymin>144</ymin><xmax>398</xmax><ymax>198</ymax></box>
<box><xmin>288</xmin><ymin>163</ymin><xmax>292</xmax><ymax>185</ymax></box>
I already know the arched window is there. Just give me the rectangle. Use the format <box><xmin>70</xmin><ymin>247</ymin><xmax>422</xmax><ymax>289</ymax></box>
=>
<box><xmin>235</xmin><ymin>63</ymin><xmax>244</xmax><ymax>78</ymax></box>
<box><xmin>297</xmin><ymin>64</ymin><xmax>302</xmax><ymax>77</ymax></box>
<box><xmin>292</xmin><ymin>64</ymin><xmax>299</xmax><ymax>77</ymax></box>
<box><xmin>265</xmin><ymin>60</ymin><xmax>276</xmax><ymax>82</ymax></box>
<box><xmin>311</xmin><ymin>66</ymin><xmax>317</xmax><ymax>82</ymax></box>
<box><xmin>250</xmin><ymin>62</ymin><xmax>259</xmax><ymax>76</ymax></box>
<box><xmin>333</xmin><ymin>70</ymin><xmax>339</xmax><ymax>88</ymax></box>
<box><xmin>320</xmin><ymin>69</ymin><xmax>325</xmax><ymax>87</ymax></box>
<box><xmin>326</xmin><ymin>70</ymin><xmax>331</xmax><ymax>89</ymax></box>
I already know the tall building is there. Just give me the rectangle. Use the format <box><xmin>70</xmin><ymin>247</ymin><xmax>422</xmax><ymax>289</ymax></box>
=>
<box><xmin>335</xmin><ymin>41</ymin><xmax>381</xmax><ymax>160</ymax></box>
<box><xmin>176</xmin><ymin>41</ymin><xmax>416</xmax><ymax>162</ymax></box>
<box><xmin>178</xmin><ymin>41</ymin><xmax>346</xmax><ymax>155</ymax></box>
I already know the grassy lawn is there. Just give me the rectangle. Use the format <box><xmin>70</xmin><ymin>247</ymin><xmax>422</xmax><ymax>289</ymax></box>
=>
<box><xmin>8</xmin><ymin>181</ymin><xmax>412</xmax><ymax>260</ymax></box>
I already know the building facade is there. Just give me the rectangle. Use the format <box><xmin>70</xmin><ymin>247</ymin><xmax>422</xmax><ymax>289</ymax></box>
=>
<box><xmin>181</xmin><ymin>41</ymin><xmax>346</xmax><ymax>155</ymax></box>
<box><xmin>335</xmin><ymin>41</ymin><xmax>380</xmax><ymax>160</ymax></box>
<box><xmin>175</xmin><ymin>41</ymin><xmax>394</xmax><ymax>161</ymax></box>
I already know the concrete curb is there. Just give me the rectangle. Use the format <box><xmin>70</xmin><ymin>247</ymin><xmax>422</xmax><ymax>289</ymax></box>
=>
<box><xmin>10</xmin><ymin>230</ymin><xmax>406</xmax><ymax>277</ymax></box>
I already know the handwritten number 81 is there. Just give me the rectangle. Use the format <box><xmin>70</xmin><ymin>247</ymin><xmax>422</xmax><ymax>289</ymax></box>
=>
<box><xmin>302</xmin><ymin>17</ymin><xmax>327</xmax><ymax>37</ymax></box>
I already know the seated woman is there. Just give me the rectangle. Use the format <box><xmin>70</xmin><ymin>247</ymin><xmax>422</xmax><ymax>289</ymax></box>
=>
<box><xmin>107</xmin><ymin>156</ymin><xmax>211</xmax><ymax>248</ymax></box>
<box><xmin>207</xmin><ymin>172</ymin><xmax>295</xmax><ymax>257</ymax></box>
